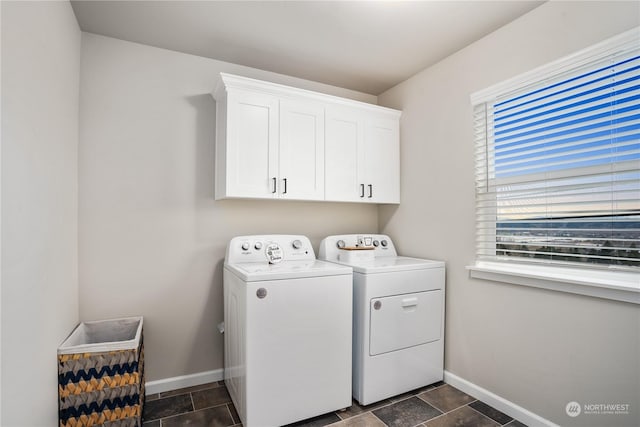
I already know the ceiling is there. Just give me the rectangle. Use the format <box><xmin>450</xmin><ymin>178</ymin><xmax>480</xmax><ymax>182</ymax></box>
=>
<box><xmin>70</xmin><ymin>1</ymin><xmax>544</xmax><ymax>95</ymax></box>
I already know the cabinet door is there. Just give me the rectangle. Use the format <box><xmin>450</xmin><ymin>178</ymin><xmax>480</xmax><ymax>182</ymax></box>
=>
<box><xmin>225</xmin><ymin>90</ymin><xmax>279</xmax><ymax>198</ymax></box>
<box><xmin>325</xmin><ymin>106</ymin><xmax>365</xmax><ymax>202</ymax></box>
<box><xmin>363</xmin><ymin>116</ymin><xmax>400</xmax><ymax>203</ymax></box>
<box><xmin>279</xmin><ymin>99</ymin><xmax>325</xmax><ymax>200</ymax></box>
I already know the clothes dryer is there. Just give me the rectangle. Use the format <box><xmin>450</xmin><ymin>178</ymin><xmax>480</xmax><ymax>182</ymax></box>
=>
<box><xmin>224</xmin><ymin>235</ymin><xmax>352</xmax><ymax>426</ymax></box>
<box><xmin>319</xmin><ymin>234</ymin><xmax>445</xmax><ymax>405</ymax></box>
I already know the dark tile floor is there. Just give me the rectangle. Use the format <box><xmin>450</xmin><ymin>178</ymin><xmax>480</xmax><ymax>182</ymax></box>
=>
<box><xmin>143</xmin><ymin>381</ymin><xmax>528</xmax><ymax>427</ymax></box>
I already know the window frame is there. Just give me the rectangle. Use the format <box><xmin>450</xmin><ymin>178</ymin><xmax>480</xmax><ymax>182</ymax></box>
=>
<box><xmin>468</xmin><ymin>27</ymin><xmax>640</xmax><ymax>304</ymax></box>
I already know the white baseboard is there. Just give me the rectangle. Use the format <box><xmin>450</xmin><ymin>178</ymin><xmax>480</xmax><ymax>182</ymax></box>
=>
<box><xmin>145</xmin><ymin>369</ymin><xmax>224</xmax><ymax>395</ymax></box>
<box><xmin>146</xmin><ymin>368</ymin><xmax>556</xmax><ymax>426</ymax></box>
<box><xmin>444</xmin><ymin>370</ymin><xmax>559</xmax><ymax>427</ymax></box>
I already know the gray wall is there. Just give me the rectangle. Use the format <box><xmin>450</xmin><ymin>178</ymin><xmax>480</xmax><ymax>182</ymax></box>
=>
<box><xmin>377</xmin><ymin>2</ymin><xmax>639</xmax><ymax>426</ymax></box>
<box><xmin>1</xmin><ymin>1</ymin><xmax>81</xmax><ymax>425</ymax></box>
<box><xmin>78</xmin><ymin>33</ymin><xmax>378</xmax><ymax>382</ymax></box>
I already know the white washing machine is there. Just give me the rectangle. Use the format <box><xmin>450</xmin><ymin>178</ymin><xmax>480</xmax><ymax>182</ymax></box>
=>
<box><xmin>319</xmin><ymin>234</ymin><xmax>445</xmax><ymax>406</ymax></box>
<box><xmin>224</xmin><ymin>235</ymin><xmax>353</xmax><ymax>427</ymax></box>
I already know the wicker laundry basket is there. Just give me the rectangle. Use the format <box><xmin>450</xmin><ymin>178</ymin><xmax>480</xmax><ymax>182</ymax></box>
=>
<box><xmin>58</xmin><ymin>317</ymin><xmax>144</xmax><ymax>427</ymax></box>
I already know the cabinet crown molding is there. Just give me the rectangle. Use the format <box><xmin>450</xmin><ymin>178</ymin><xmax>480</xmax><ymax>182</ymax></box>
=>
<box><xmin>214</xmin><ymin>73</ymin><xmax>401</xmax><ymax>118</ymax></box>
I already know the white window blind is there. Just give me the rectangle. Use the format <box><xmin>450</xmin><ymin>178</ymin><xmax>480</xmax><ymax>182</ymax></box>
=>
<box><xmin>473</xmin><ymin>29</ymin><xmax>640</xmax><ymax>270</ymax></box>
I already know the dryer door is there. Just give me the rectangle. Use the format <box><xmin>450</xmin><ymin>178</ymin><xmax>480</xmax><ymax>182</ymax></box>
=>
<box><xmin>369</xmin><ymin>290</ymin><xmax>442</xmax><ymax>356</ymax></box>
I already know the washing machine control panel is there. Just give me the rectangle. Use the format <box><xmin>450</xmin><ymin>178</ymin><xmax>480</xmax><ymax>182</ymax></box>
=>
<box><xmin>226</xmin><ymin>235</ymin><xmax>316</xmax><ymax>264</ymax></box>
<box><xmin>318</xmin><ymin>234</ymin><xmax>398</xmax><ymax>262</ymax></box>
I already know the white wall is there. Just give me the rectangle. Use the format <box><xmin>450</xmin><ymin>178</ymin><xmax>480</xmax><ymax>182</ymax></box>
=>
<box><xmin>378</xmin><ymin>2</ymin><xmax>639</xmax><ymax>427</ymax></box>
<box><xmin>1</xmin><ymin>1</ymin><xmax>80</xmax><ymax>425</ymax></box>
<box><xmin>78</xmin><ymin>33</ymin><xmax>378</xmax><ymax>383</ymax></box>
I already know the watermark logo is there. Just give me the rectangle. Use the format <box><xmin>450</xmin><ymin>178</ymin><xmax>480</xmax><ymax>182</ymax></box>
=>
<box><xmin>566</xmin><ymin>401</ymin><xmax>581</xmax><ymax>417</ymax></box>
<box><xmin>565</xmin><ymin>401</ymin><xmax>631</xmax><ymax>417</ymax></box>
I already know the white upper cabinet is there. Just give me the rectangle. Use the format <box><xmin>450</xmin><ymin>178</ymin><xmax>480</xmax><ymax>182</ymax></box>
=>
<box><xmin>220</xmin><ymin>90</ymin><xmax>279</xmax><ymax>199</ymax></box>
<box><xmin>362</xmin><ymin>115</ymin><xmax>400</xmax><ymax>204</ymax></box>
<box><xmin>214</xmin><ymin>73</ymin><xmax>401</xmax><ymax>204</ymax></box>
<box><xmin>325</xmin><ymin>106</ymin><xmax>364</xmax><ymax>202</ymax></box>
<box><xmin>279</xmin><ymin>99</ymin><xmax>325</xmax><ymax>200</ymax></box>
<box><xmin>325</xmin><ymin>106</ymin><xmax>400</xmax><ymax>203</ymax></box>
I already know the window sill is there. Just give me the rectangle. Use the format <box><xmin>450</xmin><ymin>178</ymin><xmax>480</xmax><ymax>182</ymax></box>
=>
<box><xmin>467</xmin><ymin>261</ymin><xmax>639</xmax><ymax>305</ymax></box>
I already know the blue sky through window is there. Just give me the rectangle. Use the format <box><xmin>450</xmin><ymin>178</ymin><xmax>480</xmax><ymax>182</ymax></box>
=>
<box><xmin>493</xmin><ymin>55</ymin><xmax>640</xmax><ymax>179</ymax></box>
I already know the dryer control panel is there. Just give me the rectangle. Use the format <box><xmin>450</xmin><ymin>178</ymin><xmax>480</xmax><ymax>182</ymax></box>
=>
<box><xmin>226</xmin><ymin>235</ymin><xmax>315</xmax><ymax>264</ymax></box>
<box><xmin>319</xmin><ymin>234</ymin><xmax>398</xmax><ymax>262</ymax></box>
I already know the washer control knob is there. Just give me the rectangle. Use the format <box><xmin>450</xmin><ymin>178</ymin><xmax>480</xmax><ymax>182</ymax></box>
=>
<box><xmin>373</xmin><ymin>240</ymin><xmax>379</xmax><ymax>247</ymax></box>
<box><xmin>241</xmin><ymin>242</ymin><xmax>250</xmax><ymax>251</ymax></box>
<box><xmin>336</xmin><ymin>240</ymin><xmax>346</xmax><ymax>249</ymax></box>
<box><xmin>254</xmin><ymin>242</ymin><xmax>263</xmax><ymax>250</ymax></box>
<box><xmin>381</xmin><ymin>239</ymin><xmax>388</xmax><ymax>247</ymax></box>
<box><xmin>292</xmin><ymin>239</ymin><xmax>303</xmax><ymax>250</ymax></box>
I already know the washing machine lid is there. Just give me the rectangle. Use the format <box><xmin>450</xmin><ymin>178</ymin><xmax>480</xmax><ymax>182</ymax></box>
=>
<box><xmin>225</xmin><ymin>259</ymin><xmax>352</xmax><ymax>282</ymax></box>
<box><xmin>340</xmin><ymin>256</ymin><xmax>444</xmax><ymax>274</ymax></box>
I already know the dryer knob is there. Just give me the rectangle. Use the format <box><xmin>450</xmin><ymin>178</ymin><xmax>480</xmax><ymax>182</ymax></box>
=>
<box><xmin>336</xmin><ymin>240</ymin><xmax>346</xmax><ymax>249</ymax></box>
<box><xmin>380</xmin><ymin>240</ymin><xmax>388</xmax><ymax>247</ymax></box>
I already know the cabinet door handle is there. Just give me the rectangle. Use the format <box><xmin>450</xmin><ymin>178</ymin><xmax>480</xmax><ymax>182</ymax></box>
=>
<box><xmin>283</xmin><ymin>178</ymin><xmax>288</xmax><ymax>194</ymax></box>
<box><xmin>360</xmin><ymin>184</ymin><xmax>365</xmax><ymax>198</ymax></box>
<box><xmin>272</xmin><ymin>177</ymin><xmax>277</xmax><ymax>194</ymax></box>
<box><xmin>368</xmin><ymin>184</ymin><xmax>373</xmax><ymax>198</ymax></box>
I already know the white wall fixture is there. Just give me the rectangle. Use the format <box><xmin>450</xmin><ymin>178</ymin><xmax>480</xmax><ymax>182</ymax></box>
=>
<box><xmin>213</xmin><ymin>73</ymin><xmax>401</xmax><ymax>203</ymax></box>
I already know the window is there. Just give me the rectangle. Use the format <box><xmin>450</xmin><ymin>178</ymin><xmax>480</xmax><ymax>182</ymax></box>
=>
<box><xmin>472</xmin><ymin>29</ymin><xmax>639</xmax><ymax>272</ymax></box>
